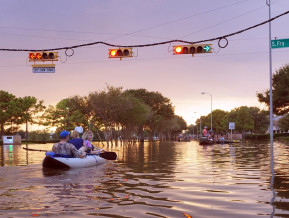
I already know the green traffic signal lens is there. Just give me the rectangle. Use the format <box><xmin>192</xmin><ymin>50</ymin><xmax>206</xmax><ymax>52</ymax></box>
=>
<box><xmin>203</xmin><ymin>45</ymin><xmax>211</xmax><ymax>52</ymax></box>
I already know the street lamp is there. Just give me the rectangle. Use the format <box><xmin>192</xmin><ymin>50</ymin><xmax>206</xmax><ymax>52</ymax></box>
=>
<box><xmin>201</xmin><ymin>92</ymin><xmax>212</xmax><ymax>131</ymax></box>
<box><xmin>66</xmin><ymin>107</ymin><xmax>69</xmax><ymax>131</ymax></box>
<box><xmin>193</xmin><ymin>112</ymin><xmax>198</xmax><ymax>139</ymax></box>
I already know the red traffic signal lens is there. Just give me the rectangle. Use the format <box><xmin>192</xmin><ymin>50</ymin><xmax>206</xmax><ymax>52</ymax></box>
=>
<box><xmin>110</xmin><ymin>50</ymin><xmax>117</xmax><ymax>56</ymax></box>
<box><xmin>175</xmin><ymin>46</ymin><xmax>182</xmax><ymax>54</ymax></box>
<box><xmin>29</xmin><ymin>53</ymin><xmax>36</xmax><ymax>60</ymax></box>
<box><xmin>182</xmin><ymin>47</ymin><xmax>189</xmax><ymax>54</ymax></box>
<box><xmin>117</xmin><ymin>49</ymin><xmax>123</xmax><ymax>56</ymax></box>
<box><xmin>36</xmin><ymin>53</ymin><xmax>42</xmax><ymax>59</ymax></box>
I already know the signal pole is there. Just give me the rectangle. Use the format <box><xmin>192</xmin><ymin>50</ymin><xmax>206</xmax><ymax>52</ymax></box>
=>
<box><xmin>267</xmin><ymin>0</ymin><xmax>276</xmax><ymax>216</ymax></box>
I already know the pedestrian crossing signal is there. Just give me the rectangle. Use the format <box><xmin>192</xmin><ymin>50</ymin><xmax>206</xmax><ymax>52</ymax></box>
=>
<box><xmin>29</xmin><ymin>52</ymin><xmax>58</xmax><ymax>62</ymax></box>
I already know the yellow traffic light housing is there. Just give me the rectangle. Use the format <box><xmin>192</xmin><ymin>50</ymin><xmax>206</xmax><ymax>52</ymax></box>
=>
<box><xmin>108</xmin><ymin>48</ymin><xmax>133</xmax><ymax>59</ymax></box>
<box><xmin>29</xmin><ymin>51</ymin><xmax>58</xmax><ymax>62</ymax></box>
<box><xmin>173</xmin><ymin>44</ymin><xmax>212</xmax><ymax>55</ymax></box>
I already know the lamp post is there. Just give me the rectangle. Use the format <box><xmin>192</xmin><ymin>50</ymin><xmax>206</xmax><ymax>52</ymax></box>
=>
<box><xmin>201</xmin><ymin>92</ymin><xmax>212</xmax><ymax>131</ymax></box>
<box><xmin>66</xmin><ymin>107</ymin><xmax>69</xmax><ymax>131</ymax></box>
<box><xmin>200</xmin><ymin>116</ymin><xmax>202</xmax><ymax>135</ymax></box>
<box><xmin>193</xmin><ymin>112</ymin><xmax>197</xmax><ymax>139</ymax></box>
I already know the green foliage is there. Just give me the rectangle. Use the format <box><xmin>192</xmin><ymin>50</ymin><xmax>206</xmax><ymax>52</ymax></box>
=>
<box><xmin>41</xmin><ymin>95</ymin><xmax>88</xmax><ymax>131</ymax></box>
<box><xmin>28</xmin><ymin>130</ymin><xmax>50</xmax><ymax>141</ymax></box>
<box><xmin>0</xmin><ymin>90</ymin><xmax>18</xmax><ymax>136</ymax></box>
<box><xmin>0</xmin><ymin>90</ymin><xmax>44</xmax><ymax>138</ymax></box>
<box><xmin>257</xmin><ymin>64</ymin><xmax>289</xmax><ymax>115</ymax></box>
<box><xmin>249</xmin><ymin>107</ymin><xmax>269</xmax><ymax>134</ymax></box>
<box><xmin>125</xmin><ymin>88</ymin><xmax>175</xmax><ymax>132</ymax></box>
<box><xmin>19</xmin><ymin>96</ymin><xmax>45</xmax><ymax>124</ymax></box>
<box><xmin>278</xmin><ymin>114</ymin><xmax>289</xmax><ymax>131</ymax></box>
<box><xmin>195</xmin><ymin>106</ymin><xmax>268</xmax><ymax>134</ymax></box>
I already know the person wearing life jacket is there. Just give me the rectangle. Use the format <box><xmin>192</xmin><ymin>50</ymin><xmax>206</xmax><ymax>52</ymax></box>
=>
<box><xmin>52</xmin><ymin>131</ymin><xmax>86</xmax><ymax>158</ymax></box>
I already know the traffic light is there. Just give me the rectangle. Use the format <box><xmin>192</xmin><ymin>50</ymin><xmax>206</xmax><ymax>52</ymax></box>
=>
<box><xmin>108</xmin><ymin>48</ymin><xmax>133</xmax><ymax>58</ymax></box>
<box><xmin>173</xmin><ymin>44</ymin><xmax>212</xmax><ymax>55</ymax></box>
<box><xmin>29</xmin><ymin>52</ymin><xmax>58</xmax><ymax>62</ymax></box>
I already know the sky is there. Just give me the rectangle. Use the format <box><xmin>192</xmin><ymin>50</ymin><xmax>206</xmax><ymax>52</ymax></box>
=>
<box><xmin>1</xmin><ymin>0</ymin><xmax>289</xmax><ymax>129</ymax></box>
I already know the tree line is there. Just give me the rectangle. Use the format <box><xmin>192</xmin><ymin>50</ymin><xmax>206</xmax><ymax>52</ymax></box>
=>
<box><xmin>2</xmin><ymin>63</ymin><xmax>289</xmax><ymax>142</ymax></box>
<box><xmin>0</xmin><ymin>86</ymin><xmax>187</xmax><ymax>143</ymax></box>
<box><xmin>188</xmin><ymin>64</ymin><xmax>289</xmax><ymax>135</ymax></box>
<box><xmin>0</xmin><ymin>91</ymin><xmax>44</xmax><ymax>140</ymax></box>
<box><xmin>188</xmin><ymin>107</ymin><xmax>269</xmax><ymax>136</ymax></box>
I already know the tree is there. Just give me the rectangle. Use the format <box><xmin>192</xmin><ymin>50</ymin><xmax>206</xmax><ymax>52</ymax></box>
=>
<box><xmin>41</xmin><ymin>96</ymin><xmax>88</xmax><ymax>132</ymax></box>
<box><xmin>18</xmin><ymin>96</ymin><xmax>45</xmax><ymax>141</ymax></box>
<box><xmin>158</xmin><ymin>115</ymin><xmax>187</xmax><ymax>140</ymax></box>
<box><xmin>0</xmin><ymin>91</ymin><xmax>21</xmax><ymax>138</ymax></box>
<box><xmin>211</xmin><ymin>109</ymin><xmax>228</xmax><ymax>134</ymax></box>
<box><xmin>278</xmin><ymin>114</ymin><xmax>289</xmax><ymax>131</ymax></box>
<box><xmin>248</xmin><ymin>107</ymin><xmax>269</xmax><ymax>134</ymax></box>
<box><xmin>257</xmin><ymin>64</ymin><xmax>289</xmax><ymax>115</ymax></box>
<box><xmin>227</xmin><ymin>106</ymin><xmax>254</xmax><ymax>133</ymax></box>
<box><xmin>125</xmin><ymin>88</ymin><xmax>174</xmax><ymax>141</ymax></box>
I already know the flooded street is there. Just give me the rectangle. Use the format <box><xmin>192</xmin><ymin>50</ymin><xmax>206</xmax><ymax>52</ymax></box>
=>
<box><xmin>0</xmin><ymin>140</ymin><xmax>288</xmax><ymax>217</ymax></box>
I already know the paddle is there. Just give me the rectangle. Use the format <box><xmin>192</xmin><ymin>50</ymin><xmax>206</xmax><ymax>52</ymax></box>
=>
<box><xmin>98</xmin><ymin>152</ymin><xmax>117</xmax><ymax>160</ymax></box>
<box><xmin>22</xmin><ymin>147</ymin><xmax>117</xmax><ymax>160</ymax></box>
<box><xmin>23</xmin><ymin>147</ymin><xmax>49</xmax><ymax>152</ymax></box>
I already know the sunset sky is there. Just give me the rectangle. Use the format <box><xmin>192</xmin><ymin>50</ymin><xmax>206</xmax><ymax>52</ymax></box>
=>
<box><xmin>1</xmin><ymin>0</ymin><xmax>289</xmax><ymax>128</ymax></box>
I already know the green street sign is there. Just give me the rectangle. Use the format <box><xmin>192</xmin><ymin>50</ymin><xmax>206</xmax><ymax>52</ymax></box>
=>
<box><xmin>271</xmin><ymin>38</ymin><xmax>289</xmax><ymax>49</ymax></box>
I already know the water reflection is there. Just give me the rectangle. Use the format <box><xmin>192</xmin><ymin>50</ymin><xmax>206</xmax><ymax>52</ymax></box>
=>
<box><xmin>0</xmin><ymin>144</ymin><xmax>49</xmax><ymax>167</ymax></box>
<box><xmin>0</xmin><ymin>141</ymin><xmax>289</xmax><ymax>217</ymax></box>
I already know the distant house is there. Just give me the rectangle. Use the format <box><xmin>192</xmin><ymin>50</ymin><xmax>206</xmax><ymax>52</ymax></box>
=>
<box><xmin>267</xmin><ymin>115</ymin><xmax>289</xmax><ymax>133</ymax></box>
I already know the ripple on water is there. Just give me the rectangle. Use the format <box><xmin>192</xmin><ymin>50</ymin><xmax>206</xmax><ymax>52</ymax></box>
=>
<box><xmin>0</xmin><ymin>141</ymin><xmax>287</xmax><ymax>217</ymax></box>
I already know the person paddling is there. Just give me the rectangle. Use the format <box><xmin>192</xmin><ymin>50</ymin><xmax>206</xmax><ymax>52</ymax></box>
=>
<box><xmin>52</xmin><ymin>131</ymin><xmax>86</xmax><ymax>158</ymax></box>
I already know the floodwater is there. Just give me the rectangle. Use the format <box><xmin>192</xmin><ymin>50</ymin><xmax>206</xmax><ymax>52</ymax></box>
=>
<box><xmin>0</xmin><ymin>140</ymin><xmax>288</xmax><ymax>217</ymax></box>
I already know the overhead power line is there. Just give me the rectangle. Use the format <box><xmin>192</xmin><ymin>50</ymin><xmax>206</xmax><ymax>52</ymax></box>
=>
<box><xmin>0</xmin><ymin>9</ymin><xmax>289</xmax><ymax>52</ymax></box>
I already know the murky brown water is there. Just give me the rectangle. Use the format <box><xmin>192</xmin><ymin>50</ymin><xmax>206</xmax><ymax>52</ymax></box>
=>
<box><xmin>0</xmin><ymin>140</ymin><xmax>288</xmax><ymax>217</ymax></box>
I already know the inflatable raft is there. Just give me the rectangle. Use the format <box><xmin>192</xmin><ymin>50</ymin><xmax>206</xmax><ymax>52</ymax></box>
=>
<box><xmin>199</xmin><ymin>136</ymin><xmax>214</xmax><ymax>145</ymax></box>
<box><xmin>42</xmin><ymin>152</ymin><xmax>107</xmax><ymax>169</ymax></box>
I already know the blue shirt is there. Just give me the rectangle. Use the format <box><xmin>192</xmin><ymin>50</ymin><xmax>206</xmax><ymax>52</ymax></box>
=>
<box><xmin>69</xmin><ymin>138</ymin><xmax>84</xmax><ymax>150</ymax></box>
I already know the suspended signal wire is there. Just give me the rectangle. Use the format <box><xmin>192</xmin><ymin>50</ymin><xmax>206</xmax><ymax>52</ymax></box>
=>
<box><xmin>127</xmin><ymin>0</ymin><xmax>250</xmax><ymax>35</ymax></box>
<box><xmin>1</xmin><ymin>49</ymin><xmax>289</xmax><ymax>70</ymax></box>
<box><xmin>181</xmin><ymin>0</ymin><xmax>284</xmax><ymax>38</ymax></box>
<box><xmin>181</xmin><ymin>4</ymin><xmax>266</xmax><ymax>38</ymax></box>
<box><xmin>0</xmin><ymin>10</ymin><xmax>288</xmax><ymax>52</ymax></box>
<box><xmin>0</xmin><ymin>0</ymin><xmax>249</xmax><ymax>39</ymax></box>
